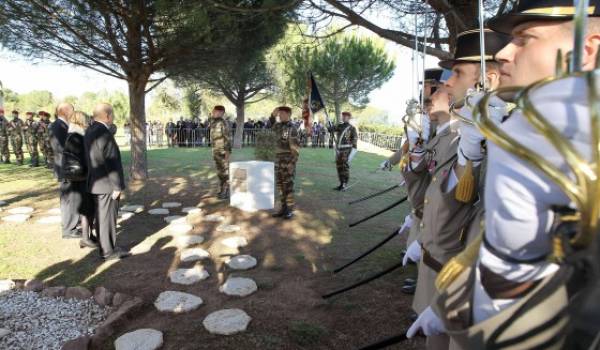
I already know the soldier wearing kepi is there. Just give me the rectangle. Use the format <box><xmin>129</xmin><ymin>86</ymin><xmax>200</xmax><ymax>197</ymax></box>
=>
<box><xmin>331</xmin><ymin>111</ymin><xmax>358</xmax><ymax>191</ymax></box>
<box><xmin>8</xmin><ymin>110</ymin><xmax>24</xmax><ymax>165</ymax></box>
<box><xmin>23</xmin><ymin>111</ymin><xmax>40</xmax><ymax>167</ymax></box>
<box><xmin>209</xmin><ymin>105</ymin><xmax>231</xmax><ymax>200</ymax></box>
<box><xmin>0</xmin><ymin>108</ymin><xmax>10</xmax><ymax>164</ymax></box>
<box><xmin>272</xmin><ymin>106</ymin><xmax>300</xmax><ymax>220</ymax></box>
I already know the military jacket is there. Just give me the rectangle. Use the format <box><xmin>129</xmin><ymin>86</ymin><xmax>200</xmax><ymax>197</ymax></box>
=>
<box><xmin>24</xmin><ymin>119</ymin><xmax>41</xmax><ymax>138</ymax></box>
<box><xmin>8</xmin><ymin>118</ymin><xmax>24</xmax><ymax>136</ymax></box>
<box><xmin>0</xmin><ymin>116</ymin><xmax>8</xmax><ymax>137</ymax></box>
<box><xmin>332</xmin><ymin>122</ymin><xmax>357</xmax><ymax>149</ymax></box>
<box><xmin>209</xmin><ymin>117</ymin><xmax>231</xmax><ymax>152</ymax></box>
<box><xmin>273</xmin><ymin>121</ymin><xmax>300</xmax><ymax>156</ymax></box>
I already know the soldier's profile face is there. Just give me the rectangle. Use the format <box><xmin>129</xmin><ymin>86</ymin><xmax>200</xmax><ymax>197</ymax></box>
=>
<box><xmin>445</xmin><ymin>62</ymin><xmax>478</xmax><ymax>103</ymax></box>
<box><xmin>496</xmin><ymin>21</ymin><xmax>572</xmax><ymax>87</ymax></box>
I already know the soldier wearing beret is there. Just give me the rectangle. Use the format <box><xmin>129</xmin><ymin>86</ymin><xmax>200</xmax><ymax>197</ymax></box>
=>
<box><xmin>38</xmin><ymin>111</ymin><xmax>54</xmax><ymax>168</ymax></box>
<box><xmin>23</xmin><ymin>111</ymin><xmax>40</xmax><ymax>167</ymax></box>
<box><xmin>209</xmin><ymin>105</ymin><xmax>232</xmax><ymax>200</ymax></box>
<box><xmin>330</xmin><ymin>111</ymin><xmax>358</xmax><ymax>191</ymax></box>
<box><xmin>8</xmin><ymin>110</ymin><xmax>24</xmax><ymax>165</ymax></box>
<box><xmin>271</xmin><ymin>106</ymin><xmax>300</xmax><ymax>220</ymax></box>
<box><xmin>0</xmin><ymin>108</ymin><xmax>10</xmax><ymax>164</ymax></box>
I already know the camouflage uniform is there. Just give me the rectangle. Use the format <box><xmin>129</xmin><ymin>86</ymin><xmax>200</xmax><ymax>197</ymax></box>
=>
<box><xmin>23</xmin><ymin>115</ymin><xmax>40</xmax><ymax>167</ymax></box>
<box><xmin>332</xmin><ymin>121</ymin><xmax>358</xmax><ymax>187</ymax></box>
<box><xmin>273</xmin><ymin>120</ymin><xmax>300</xmax><ymax>214</ymax></box>
<box><xmin>0</xmin><ymin>115</ymin><xmax>10</xmax><ymax>163</ymax></box>
<box><xmin>39</xmin><ymin>115</ymin><xmax>53</xmax><ymax>168</ymax></box>
<box><xmin>209</xmin><ymin>116</ymin><xmax>232</xmax><ymax>197</ymax></box>
<box><xmin>8</xmin><ymin>116</ymin><xmax>24</xmax><ymax>165</ymax></box>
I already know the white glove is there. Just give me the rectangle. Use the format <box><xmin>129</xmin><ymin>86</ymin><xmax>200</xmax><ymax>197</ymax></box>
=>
<box><xmin>407</xmin><ymin>129</ymin><xmax>421</xmax><ymax>150</ymax></box>
<box><xmin>348</xmin><ymin>148</ymin><xmax>358</xmax><ymax>163</ymax></box>
<box><xmin>379</xmin><ymin>159</ymin><xmax>392</xmax><ymax>171</ymax></box>
<box><xmin>398</xmin><ymin>214</ymin><xmax>413</xmax><ymax>236</ymax></box>
<box><xmin>421</xmin><ymin>114</ymin><xmax>431</xmax><ymax>143</ymax></box>
<box><xmin>407</xmin><ymin>306</ymin><xmax>446</xmax><ymax>338</ymax></box>
<box><xmin>111</xmin><ymin>190</ymin><xmax>121</xmax><ymax>201</ymax></box>
<box><xmin>403</xmin><ymin>240</ymin><xmax>421</xmax><ymax>266</ymax></box>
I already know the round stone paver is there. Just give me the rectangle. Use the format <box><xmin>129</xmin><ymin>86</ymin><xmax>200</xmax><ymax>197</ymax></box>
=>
<box><xmin>162</xmin><ymin>202</ymin><xmax>182</xmax><ymax>209</ymax></box>
<box><xmin>182</xmin><ymin>207</ymin><xmax>203</xmax><ymax>215</ymax></box>
<box><xmin>46</xmin><ymin>208</ymin><xmax>61</xmax><ymax>215</ymax></box>
<box><xmin>203</xmin><ymin>309</ymin><xmax>252</xmax><ymax>335</ymax></box>
<box><xmin>118</xmin><ymin>211</ymin><xmax>135</xmax><ymax>220</ymax></box>
<box><xmin>148</xmin><ymin>208</ymin><xmax>169</xmax><ymax>215</ymax></box>
<box><xmin>176</xmin><ymin>235</ymin><xmax>205</xmax><ymax>247</ymax></box>
<box><xmin>154</xmin><ymin>291</ymin><xmax>203</xmax><ymax>313</ymax></box>
<box><xmin>217</xmin><ymin>224</ymin><xmax>240</xmax><ymax>233</ymax></box>
<box><xmin>36</xmin><ymin>216</ymin><xmax>62</xmax><ymax>225</ymax></box>
<box><xmin>115</xmin><ymin>328</ymin><xmax>163</xmax><ymax>350</ymax></box>
<box><xmin>168</xmin><ymin>224</ymin><xmax>193</xmax><ymax>235</ymax></box>
<box><xmin>219</xmin><ymin>277</ymin><xmax>258</xmax><ymax>297</ymax></box>
<box><xmin>165</xmin><ymin>215</ymin><xmax>186</xmax><ymax>224</ymax></box>
<box><xmin>2</xmin><ymin>214</ymin><xmax>30</xmax><ymax>223</ymax></box>
<box><xmin>226</xmin><ymin>255</ymin><xmax>257</xmax><ymax>270</ymax></box>
<box><xmin>180</xmin><ymin>248</ymin><xmax>210</xmax><ymax>262</ymax></box>
<box><xmin>120</xmin><ymin>204</ymin><xmax>144</xmax><ymax>213</ymax></box>
<box><xmin>0</xmin><ymin>200</ymin><xmax>7</xmax><ymax>207</ymax></box>
<box><xmin>204</xmin><ymin>214</ymin><xmax>225</xmax><ymax>222</ymax></box>
<box><xmin>169</xmin><ymin>266</ymin><xmax>209</xmax><ymax>285</ymax></box>
<box><xmin>0</xmin><ymin>280</ymin><xmax>16</xmax><ymax>293</ymax></box>
<box><xmin>221</xmin><ymin>236</ymin><xmax>248</xmax><ymax>249</ymax></box>
<box><xmin>7</xmin><ymin>207</ymin><xmax>34</xmax><ymax>215</ymax></box>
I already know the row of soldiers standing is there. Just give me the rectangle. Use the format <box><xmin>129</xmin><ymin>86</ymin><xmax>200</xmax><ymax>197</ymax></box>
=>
<box><xmin>0</xmin><ymin>108</ymin><xmax>54</xmax><ymax>167</ymax></box>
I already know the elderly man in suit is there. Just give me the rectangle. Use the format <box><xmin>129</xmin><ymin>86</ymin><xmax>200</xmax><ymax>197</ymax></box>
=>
<box><xmin>85</xmin><ymin>103</ymin><xmax>129</xmax><ymax>260</ymax></box>
<box><xmin>49</xmin><ymin>102</ymin><xmax>81</xmax><ymax>239</ymax></box>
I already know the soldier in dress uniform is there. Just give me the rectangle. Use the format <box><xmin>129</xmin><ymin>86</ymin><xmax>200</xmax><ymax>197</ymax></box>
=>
<box><xmin>331</xmin><ymin>111</ymin><xmax>358</xmax><ymax>191</ymax></box>
<box><xmin>400</xmin><ymin>29</ymin><xmax>509</xmax><ymax>350</ymax></box>
<box><xmin>38</xmin><ymin>111</ymin><xmax>53</xmax><ymax>168</ymax></box>
<box><xmin>412</xmin><ymin>1</ymin><xmax>600</xmax><ymax>349</ymax></box>
<box><xmin>0</xmin><ymin>108</ymin><xmax>10</xmax><ymax>164</ymax></box>
<box><xmin>8</xmin><ymin>110</ymin><xmax>24</xmax><ymax>165</ymax></box>
<box><xmin>23</xmin><ymin>111</ymin><xmax>40</xmax><ymax>167</ymax></box>
<box><xmin>271</xmin><ymin>106</ymin><xmax>300</xmax><ymax>220</ymax></box>
<box><xmin>209</xmin><ymin>105</ymin><xmax>231</xmax><ymax>200</ymax></box>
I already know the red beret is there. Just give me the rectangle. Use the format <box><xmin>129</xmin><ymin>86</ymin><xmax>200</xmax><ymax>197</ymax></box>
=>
<box><xmin>26</xmin><ymin>112</ymin><xmax>34</xmax><ymax>116</ymax></box>
<box><xmin>213</xmin><ymin>105</ymin><xmax>225</xmax><ymax>112</ymax></box>
<box><xmin>278</xmin><ymin>106</ymin><xmax>292</xmax><ymax>113</ymax></box>
<box><xmin>342</xmin><ymin>111</ymin><xmax>352</xmax><ymax>117</ymax></box>
<box><xmin>38</xmin><ymin>111</ymin><xmax>47</xmax><ymax>116</ymax></box>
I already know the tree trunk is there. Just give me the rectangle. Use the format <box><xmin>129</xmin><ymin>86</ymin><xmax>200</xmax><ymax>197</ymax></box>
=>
<box><xmin>333</xmin><ymin>99</ymin><xmax>341</xmax><ymax>124</ymax></box>
<box><xmin>128</xmin><ymin>75</ymin><xmax>149</xmax><ymax>180</ymax></box>
<box><xmin>233</xmin><ymin>94</ymin><xmax>245</xmax><ymax>149</ymax></box>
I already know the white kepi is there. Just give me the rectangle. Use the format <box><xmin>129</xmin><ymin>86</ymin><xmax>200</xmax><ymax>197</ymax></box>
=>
<box><xmin>229</xmin><ymin>161</ymin><xmax>274</xmax><ymax>212</ymax></box>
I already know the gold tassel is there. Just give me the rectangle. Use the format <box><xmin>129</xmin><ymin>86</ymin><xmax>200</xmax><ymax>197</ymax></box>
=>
<box><xmin>399</xmin><ymin>152</ymin><xmax>410</xmax><ymax>170</ymax></box>
<box><xmin>455</xmin><ymin>159</ymin><xmax>475</xmax><ymax>203</ymax></box>
<box><xmin>551</xmin><ymin>236</ymin><xmax>565</xmax><ymax>263</ymax></box>
<box><xmin>435</xmin><ymin>233</ymin><xmax>483</xmax><ymax>292</ymax></box>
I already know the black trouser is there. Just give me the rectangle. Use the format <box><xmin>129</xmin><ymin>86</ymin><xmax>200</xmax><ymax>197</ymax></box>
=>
<box><xmin>59</xmin><ymin>180</ymin><xmax>80</xmax><ymax>236</ymax></box>
<box><xmin>93</xmin><ymin>193</ymin><xmax>119</xmax><ymax>257</ymax></box>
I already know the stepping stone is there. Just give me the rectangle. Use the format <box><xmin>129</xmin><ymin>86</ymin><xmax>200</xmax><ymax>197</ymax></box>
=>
<box><xmin>182</xmin><ymin>207</ymin><xmax>203</xmax><ymax>215</ymax></box>
<box><xmin>217</xmin><ymin>224</ymin><xmax>240</xmax><ymax>233</ymax></box>
<box><xmin>168</xmin><ymin>224</ymin><xmax>193</xmax><ymax>235</ymax></box>
<box><xmin>226</xmin><ymin>255</ymin><xmax>257</xmax><ymax>270</ymax></box>
<box><xmin>162</xmin><ymin>202</ymin><xmax>182</xmax><ymax>208</ymax></box>
<box><xmin>0</xmin><ymin>280</ymin><xmax>15</xmax><ymax>293</ymax></box>
<box><xmin>2</xmin><ymin>214</ymin><xmax>30</xmax><ymax>223</ymax></box>
<box><xmin>0</xmin><ymin>328</ymin><xmax>10</xmax><ymax>339</ymax></box>
<box><xmin>165</xmin><ymin>215</ymin><xmax>186</xmax><ymax>224</ymax></box>
<box><xmin>219</xmin><ymin>277</ymin><xmax>258</xmax><ymax>297</ymax></box>
<box><xmin>0</xmin><ymin>200</ymin><xmax>6</xmax><ymax>207</ymax></box>
<box><xmin>221</xmin><ymin>236</ymin><xmax>248</xmax><ymax>249</ymax></box>
<box><xmin>169</xmin><ymin>266</ymin><xmax>209</xmax><ymax>285</ymax></box>
<box><xmin>176</xmin><ymin>235</ymin><xmax>205</xmax><ymax>247</ymax></box>
<box><xmin>204</xmin><ymin>214</ymin><xmax>224</xmax><ymax>222</ymax></box>
<box><xmin>180</xmin><ymin>248</ymin><xmax>210</xmax><ymax>262</ymax></box>
<box><xmin>120</xmin><ymin>204</ymin><xmax>144</xmax><ymax>213</ymax></box>
<box><xmin>203</xmin><ymin>309</ymin><xmax>252</xmax><ymax>335</ymax></box>
<box><xmin>118</xmin><ymin>211</ymin><xmax>135</xmax><ymax>220</ymax></box>
<box><xmin>7</xmin><ymin>206</ymin><xmax>34</xmax><ymax>215</ymax></box>
<box><xmin>115</xmin><ymin>329</ymin><xmax>163</xmax><ymax>350</ymax></box>
<box><xmin>154</xmin><ymin>291</ymin><xmax>203</xmax><ymax>313</ymax></box>
<box><xmin>47</xmin><ymin>208</ymin><xmax>61</xmax><ymax>215</ymax></box>
<box><xmin>36</xmin><ymin>216</ymin><xmax>61</xmax><ymax>225</ymax></box>
<box><xmin>148</xmin><ymin>208</ymin><xmax>169</xmax><ymax>215</ymax></box>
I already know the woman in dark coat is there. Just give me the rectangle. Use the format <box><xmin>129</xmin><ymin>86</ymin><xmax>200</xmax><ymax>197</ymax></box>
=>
<box><xmin>63</xmin><ymin>111</ymin><xmax>96</xmax><ymax>248</ymax></box>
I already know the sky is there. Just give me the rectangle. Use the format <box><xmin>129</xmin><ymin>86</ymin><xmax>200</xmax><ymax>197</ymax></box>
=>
<box><xmin>0</xmin><ymin>30</ymin><xmax>441</xmax><ymax>122</ymax></box>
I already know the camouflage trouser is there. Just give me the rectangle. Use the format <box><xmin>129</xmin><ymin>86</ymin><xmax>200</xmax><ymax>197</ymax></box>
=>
<box><xmin>0</xmin><ymin>136</ymin><xmax>9</xmax><ymax>162</ymax></box>
<box><xmin>37</xmin><ymin>137</ymin><xmax>46</xmax><ymax>164</ymax></box>
<box><xmin>25</xmin><ymin>135</ymin><xmax>39</xmax><ymax>165</ymax></box>
<box><xmin>44</xmin><ymin>137</ymin><xmax>54</xmax><ymax>167</ymax></box>
<box><xmin>275</xmin><ymin>152</ymin><xmax>298</xmax><ymax>208</ymax></box>
<box><xmin>336</xmin><ymin>148</ymin><xmax>351</xmax><ymax>184</ymax></box>
<box><xmin>10</xmin><ymin>135</ymin><xmax>23</xmax><ymax>164</ymax></box>
<box><xmin>212</xmin><ymin>149</ymin><xmax>230</xmax><ymax>187</ymax></box>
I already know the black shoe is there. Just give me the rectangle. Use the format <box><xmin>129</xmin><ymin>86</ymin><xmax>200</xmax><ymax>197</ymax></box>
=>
<box><xmin>409</xmin><ymin>313</ymin><xmax>419</xmax><ymax>322</ymax></box>
<box><xmin>333</xmin><ymin>184</ymin><xmax>343</xmax><ymax>191</ymax></box>
<box><xmin>340</xmin><ymin>183</ymin><xmax>348</xmax><ymax>192</ymax></box>
<box><xmin>218</xmin><ymin>188</ymin><xmax>230</xmax><ymax>200</ymax></box>
<box><xmin>79</xmin><ymin>239</ymin><xmax>99</xmax><ymax>249</ymax></box>
<box><xmin>401</xmin><ymin>283</ymin><xmax>416</xmax><ymax>295</ymax></box>
<box><xmin>102</xmin><ymin>248</ymin><xmax>131</xmax><ymax>261</ymax></box>
<box><xmin>283</xmin><ymin>209</ymin><xmax>294</xmax><ymax>220</ymax></box>
<box><xmin>403</xmin><ymin>278</ymin><xmax>416</xmax><ymax>285</ymax></box>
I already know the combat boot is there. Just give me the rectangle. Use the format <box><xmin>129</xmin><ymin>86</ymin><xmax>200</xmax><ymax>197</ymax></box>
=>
<box><xmin>218</xmin><ymin>187</ymin><xmax>230</xmax><ymax>200</ymax></box>
<box><xmin>283</xmin><ymin>206</ymin><xmax>294</xmax><ymax>220</ymax></box>
<box><xmin>340</xmin><ymin>183</ymin><xmax>349</xmax><ymax>192</ymax></box>
<box><xmin>333</xmin><ymin>183</ymin><xmax>343</xmax><ymax>191</ymax></box>
<box><xmin>272</xmin><ymin>204</ymin><xmax>287</xmax><ymax>218</ymax></box>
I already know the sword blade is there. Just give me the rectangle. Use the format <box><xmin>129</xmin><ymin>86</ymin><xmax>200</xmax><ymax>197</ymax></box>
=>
<box><xmin>349</xmin><ymin>196</ymin><xmax>408</xmax><ymax>227</ymax></box>
<box><xmin>322</xmin><ymin>260</ymin><xmax>404</xmax><ymax>299</ymax></box>
<box><xmin>348</xmin><ymin>184</ymin><xmax>400</xmax><ymax>205</ymax></box>
<box><xmin>356</xmin><ymin>333</ymin><xmax>409</xmax><ymax>350</ymax></box>
<box><xmin>333</xmin><ymin>226</ymin><xmax>402</xmax><ymax>274</ymax></box>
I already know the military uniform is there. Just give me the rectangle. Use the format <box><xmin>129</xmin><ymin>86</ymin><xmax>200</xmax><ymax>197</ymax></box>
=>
<box><xmin>8</xmin><ymin>112</ymin><xmax>24</xmax><ymax>165</ymax></box>
<box><xmin>209</xmin><ymin>113</ymin><xmax>231</xmax><ymax>199</ymax></box>
<box><xmin>0</xmin><ymin>112</ymin><xmax>10</xmax><ymax>163</ymax></box>
<box><xmin>39</xmin><ymin>113</ymin><xmax>53</xmax><ymax>168</ymax></box>
<box><xmin>331</xmin><ymin>118</ymin><xmax>357</xmax><ymax>190</ymax></box>
<box><xmin>272</xmin><ymin>118</ymin><xmax>300</xmax><ymax>218</ymax></box>
<box><xmin>23</xmin><ymin>113</ymin><xmax>40</xmax><ymax>167</ymax></box>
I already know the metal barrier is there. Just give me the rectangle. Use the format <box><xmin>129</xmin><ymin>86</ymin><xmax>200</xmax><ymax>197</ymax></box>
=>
<box><xmin>358</xmin><ymin>132</ymin><xmax>403</xmax><ymax>151</ymax></box>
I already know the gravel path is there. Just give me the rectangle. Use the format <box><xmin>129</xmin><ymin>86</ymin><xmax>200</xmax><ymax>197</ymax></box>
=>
<box><xmin>0</xmin><ymin>290</ymin><xmax>110</xmax><ymax>350</ymax></box>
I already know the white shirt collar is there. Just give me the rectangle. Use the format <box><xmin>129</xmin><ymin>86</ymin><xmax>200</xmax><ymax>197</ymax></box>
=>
<box><xmin>58</xmin><ymin>116</ymin><xmax>68</xmax><ymax>124</ymax></box>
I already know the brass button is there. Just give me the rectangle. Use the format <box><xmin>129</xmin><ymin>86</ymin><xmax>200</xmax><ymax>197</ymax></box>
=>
<box><xmin>432</xmin><ymin>176</ymin><xmax>437</xmax><ymax>182</ymax></box>
<box><xmin>411</xmin><ymin>208</ymin><xmax>416</xmax><ymax>214</ymax></box>
<box><xmin>424</xmin><ymin>198</ymin><xmax>429</xmax><ymax>204</ymax></box>
<box><xmin>420</xmin><ymin>222</ymin><xmax>424</xmax><ymax>229</ymax></box>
